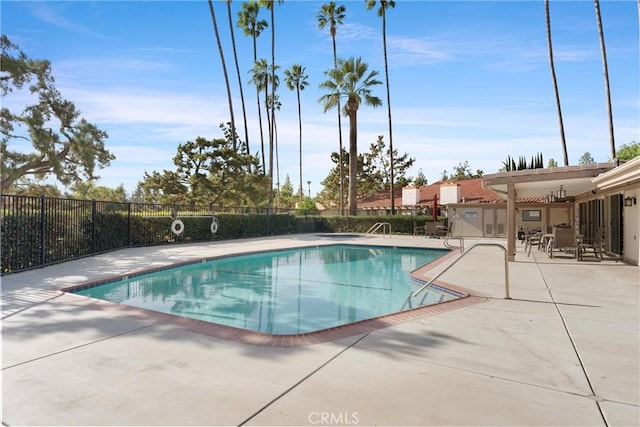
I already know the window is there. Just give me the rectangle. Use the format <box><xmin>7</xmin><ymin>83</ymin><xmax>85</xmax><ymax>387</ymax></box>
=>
<box><xmin>522</xmin><ymin>209</ymin><xmax>541</xmax><ymax>221</ymax></box>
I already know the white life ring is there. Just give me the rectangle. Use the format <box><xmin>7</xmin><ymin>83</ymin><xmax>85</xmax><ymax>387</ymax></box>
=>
<box><xmin>210</xmin><ymin>216</ymin><xmax>219</xmax><ymax>234</ymax></box>
<box><xmin>171</xmin><ymin>219</ymin><xmax>184</xmax><ymax>236</ymax></box>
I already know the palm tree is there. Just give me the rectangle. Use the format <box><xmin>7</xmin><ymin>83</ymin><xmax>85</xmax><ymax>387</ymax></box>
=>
<box><xmin>207</xmin><ymin>0</ymin><xmax>236</xmax><ymax>149</ymax></box>
<box><xmin>266</xmin><ymin>63</ymin><xmax>280</xmax><ymax>199</ymax></box>
<box><xmin>594</xmin><ymin>0</ymin><xmax>616</xmax><ymax>160</ymax></box>
<box><xmin>317</xmin><ymin>2</ymin><xmax>347</xmax><ymax>214</ymax></box>
<box><xmin>284</xmin><ymin>64</ymin><xmax>309</xmax><ymax>201</ymax></box>
<box><xmin>225</xmin><ymin>0</ymin><xmax>249</xmax><ymax>153</ymax></box>
<box><xmin>249</xmin><ymin>60</ymin><xmax>279</xmax><ymax>189</ymax></box>
<box><xmin>249</xmin><ymin>59</ymin><xmax>269</xmax><ymax>172</ymax></box>
<box><xmin>545</xmin><ymin>0</ymin><xmax>569</xmax><ymax>166</ymax></box>
<box><xmin>238</xmin><ymin>1</ymin><xmax>268</xmax><ymax>169</ymax></box>
<box><xmin>267</xmin><ymin>93</ymin><xmax>282</xmax><ymax>207</ymax></box>
<box><xmin>319</xmin><ymin>57</ymin><xmax>382</xmax><ymax>215</ymax></box>
<box><xmin>258</xmin><ymin>0</ymin><xmax>282</xmax><ymax>209</ymax></box>
<box><xmin>366</xmin><ymin>0</ymin><xmax>396</xmax><ymax>213</ymax></box>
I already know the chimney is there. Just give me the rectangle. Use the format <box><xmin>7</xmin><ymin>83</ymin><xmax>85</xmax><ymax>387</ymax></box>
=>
<box><xmin>402</xmin><ymin>186</ymin><xmax>420</xmax><ymax>206</ymax></box>
<box><xmin>440</xmin><ymin>182</ymin><xmax>461</xmax><ymax>204</ymax></box>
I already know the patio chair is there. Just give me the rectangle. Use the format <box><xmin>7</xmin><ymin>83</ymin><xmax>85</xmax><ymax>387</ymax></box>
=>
<box><xmin>524</xmin><ymin>226</ymin><xmax>542</xmax><ymax>257</ymax></box>
<box><xmin>435</xmin><ymin>225</ymin><xmax>450</xmax><ymax>238</ymax></box>
<box><xmin>546</xmin><ymin>226</ymin><xmax>578</xmax><ymax>259</ymax></box>
<box><xmin>413</xmin><ymin>221</ymin><xmax>426</xmax><ymax>236</ymax></box>
<box><xmin>578</xmin><ymin>227</ymin><xmax>604</xmax><ymax>261</ymax></box>
<box><xmin>518</xmin><ymin>227</ymin><xmax>527</xmax><ymax>243</ymax></box>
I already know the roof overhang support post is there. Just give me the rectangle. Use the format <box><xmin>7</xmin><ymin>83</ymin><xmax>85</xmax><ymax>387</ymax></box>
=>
<box><xmin>507</xmin><ymin>183</ymin><xmax>516</xmax><ymax>262</ymax></box>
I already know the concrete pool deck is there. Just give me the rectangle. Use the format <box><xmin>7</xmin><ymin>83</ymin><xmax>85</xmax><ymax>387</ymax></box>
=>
<box><xmin>2</xmin><ymin>234</ymin><xmax>638</xmax><ymax>426</ymax></box>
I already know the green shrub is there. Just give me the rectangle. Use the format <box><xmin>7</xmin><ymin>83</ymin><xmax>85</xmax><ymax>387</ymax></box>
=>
<box><xmin>1</xmin><ymin>214</ymin><xmax>42</xmax><ymax>273</ymax></box>
<box><xmin>2</xmin><ymin>197</ymin><xmax>443</xmax><ymax>275</ymax></box>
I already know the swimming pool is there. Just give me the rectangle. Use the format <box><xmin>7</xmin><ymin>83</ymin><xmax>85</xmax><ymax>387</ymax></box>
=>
<box><xmin>71</xmin><ymin>244</ymin><xmax>461</xmax><ymax>335</ymax></box>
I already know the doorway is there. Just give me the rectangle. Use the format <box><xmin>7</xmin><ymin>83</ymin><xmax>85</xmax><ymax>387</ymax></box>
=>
<box><xmin>608</xmin><ymin>194</ymin><xmax>623</xmax><ymax>255</ymax></box>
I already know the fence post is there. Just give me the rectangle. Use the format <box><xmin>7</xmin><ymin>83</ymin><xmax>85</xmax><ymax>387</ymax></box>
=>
<box><xmin>40</xmin><ymin>195</ymin><xmax>46</xmax><ymax>266</ymax></box>
<box><xmin>266</xmin><ymin>208</ymin><xmax>270</xmax><ymax>236</ymax></box>
<box><xmin>127</xmin><ymin>202</ymin><xmax>131</xmax><ymax>247</ymax></box>
<box><xmin>92</xmin><ymin>199</ymin><xmax>97</xmax><ymax>254</ymax></box>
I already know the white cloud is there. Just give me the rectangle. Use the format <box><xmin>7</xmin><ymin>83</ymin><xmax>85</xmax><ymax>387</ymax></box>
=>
<box><xmin>338</xmin><ymin>22</ymin><xmax>378</xmax><ymax>42</ymax></box>
<box><xmin>62</xmin><ymin>85</ymin><xmax>227</xmax><ymax>129</ymax></box>
<box><xmin>30</xmin><ymin>4</ymin><xmax>113</xmax><ymax>40</ymax></box>
<box><xmin>109</xmin><ymin>146</ymin><xmax>176</xmax><ymax>165</ymax></box>
<box><xmin>60</xmin><ymin>57</ymin><xmax>173</xmax><ymax>74</ymax></box>
<box><xmin>387</xmin><ymin>36</ymin><xmax>455</xmax><ymax>65</ymax></box>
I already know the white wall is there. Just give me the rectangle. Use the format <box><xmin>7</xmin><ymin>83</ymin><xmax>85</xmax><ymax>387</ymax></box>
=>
<box><xmin>483</xmin><ymin>208</ymin><xmax>506</xmax><ymax>236</ymax></box>
<box><xmin>623</xmin><ymin>190</ymin><xmax>639</xmax><ymax>265</ymax></box>
<box><xmin>449</xmin><ymin>207</ymin><xmax>483</xmax><ymax>237</ymax></box>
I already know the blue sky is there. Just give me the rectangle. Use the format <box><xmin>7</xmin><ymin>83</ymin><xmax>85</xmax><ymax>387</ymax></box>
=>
<box><xmin>2</xmin><ymin>0</ymin><xmax>638</xmax><ymax>197</ymax></box>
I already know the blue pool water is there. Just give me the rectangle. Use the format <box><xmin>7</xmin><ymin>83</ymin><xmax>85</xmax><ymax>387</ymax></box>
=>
<box><xmin>73</xmin><ymin>245</ymin><xmax>459</xmax><ymax>334</ymax></box>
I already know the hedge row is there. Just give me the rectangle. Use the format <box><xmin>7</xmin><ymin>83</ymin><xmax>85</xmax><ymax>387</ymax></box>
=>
<box><xmin>1</xmin><ymin>211</ymin><xmax>438</xmax><ymax>274</ymax></box>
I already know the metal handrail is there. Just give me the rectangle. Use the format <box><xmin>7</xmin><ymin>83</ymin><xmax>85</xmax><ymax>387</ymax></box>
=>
<box><xmin>365</xmin><ymin>222</ymin><xmax>391</xmax><ymax>238</ymax></box>
<box><xmin>412</xmin><ymin>242</ymin><xmax>510</xmax><ymax>299</ymax></box>
<box><xmin>443</xmin><ymin>236</ymin><xmax>465</xmax><ymax>253</ymax></box>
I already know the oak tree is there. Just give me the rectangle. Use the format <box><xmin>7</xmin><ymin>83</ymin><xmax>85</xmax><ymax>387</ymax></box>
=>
<box><xmin>1</xmin><ymin>35</ymin><xmax>113</xmax><ymax>193</ymax></box>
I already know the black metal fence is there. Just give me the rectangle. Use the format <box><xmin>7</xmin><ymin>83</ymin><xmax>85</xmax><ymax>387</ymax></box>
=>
<box><xmin>1</xmin><ymin>194</ymin><xmax>430</xmax><ymax>275</ymax></box>
<box><xmin>0</xmin><ymin>194</ymin><xmax>327</xmax><ymax>275</ymax></box>
<box><xmin>2</xmin><ymin>195</ymin><xmax>123</xmax><ymax>274</ymax></box>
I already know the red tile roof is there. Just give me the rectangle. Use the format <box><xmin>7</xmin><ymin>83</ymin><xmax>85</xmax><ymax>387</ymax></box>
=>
<box><xmin>516</xmin><ymin>197</ymin><xmax>545</xmax><ymax>203</ymax></box>
<box><xmin>358</xmin><ymin>178</ymin><xmax>503</xmax><ymax>208</ymax></box>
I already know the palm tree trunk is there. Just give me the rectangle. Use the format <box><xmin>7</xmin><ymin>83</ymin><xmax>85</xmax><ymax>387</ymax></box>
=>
<box><xmin>545</xmin><ymin>0</ymin><xmax>569</xmax><ymax>166</ymax></box>
<box><xmin>226</xmin><ymin>0</ymin><xmax>249</xmax><ymax>153</ymax></box>
<box><xmin>207</xmin><ymin>0</ymin><xmax>236</xmax><ymax>149</ymax></box>
<box><xmin>275</xmin><ymin>111</ymin><xmax>280</xmax><ymax>210</ymax></box>
<box><xmin>297</xmin><ymin>86</ymin><xmax>303</xmax><ymax>201</ymax></box>
<box><xmin>594</xmin><ymin>0</ymin><xmax>616</xmax><ymax>160</ymax></box>
<box><xmin>269</xmin><ymin>4</ymin><xmax>276</xmax><ymax>210</ymax></box>
<box><xmin>252</xmin><ymin>35</ymin><xmax>266</xmax><ymax>172</ymax></box>
<box><xmin>264</xmin><ymin>85</ymin><xmax>272</xmax><ymax>179</ymax></box>
<box><xmin>331</xmin><ymin>36</ymin><xmax>345</xmax><ymax>215</ymax></box>
<box><xmin>347</xmin><ymin>94</ymin><xmax>358</xmax><ymax>215</ymax></box>
<box><xmin>381</xmin><ymin>6</ymin><xmax>395</xmax><ymax>214</ymax></box>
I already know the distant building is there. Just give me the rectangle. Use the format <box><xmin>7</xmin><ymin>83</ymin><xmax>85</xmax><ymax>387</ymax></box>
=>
<box><xmin>356</xmin><ymin>161</ymin><xmax>639</xmax><ymax>265</ymax></box>
<box><xmin>358</xmin><ymin>178</ymin><xmax>502</xmax><ymax>216</ymax></box>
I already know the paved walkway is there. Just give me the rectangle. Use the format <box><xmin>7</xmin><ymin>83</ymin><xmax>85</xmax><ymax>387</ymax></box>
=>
<box><xmin>2</xmin><ymin>234</ymin><xmax>638</xmax><ymax>426</ymax></box>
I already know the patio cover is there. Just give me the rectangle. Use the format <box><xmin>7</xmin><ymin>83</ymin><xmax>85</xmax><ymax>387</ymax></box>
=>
<box><xmin>591</xmin><ymin>157</ymin><xmax>640</xmax><ymax>190</ymax></box>
<box><xmin>483</xmin><ymin>162</ymin><xmax>617</xmax><ymax>261</ymax></box>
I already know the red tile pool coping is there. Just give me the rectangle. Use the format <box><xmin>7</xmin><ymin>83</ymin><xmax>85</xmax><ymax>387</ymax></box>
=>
<box><xmin>62</xmin><ymin>248</ymin><xmax>487</xmax><ymax>347</ymax></box>
<box><xmin>61</xmin><ymin>289</ymin><xmax>486</xmax><ymax>347</ymax></box>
